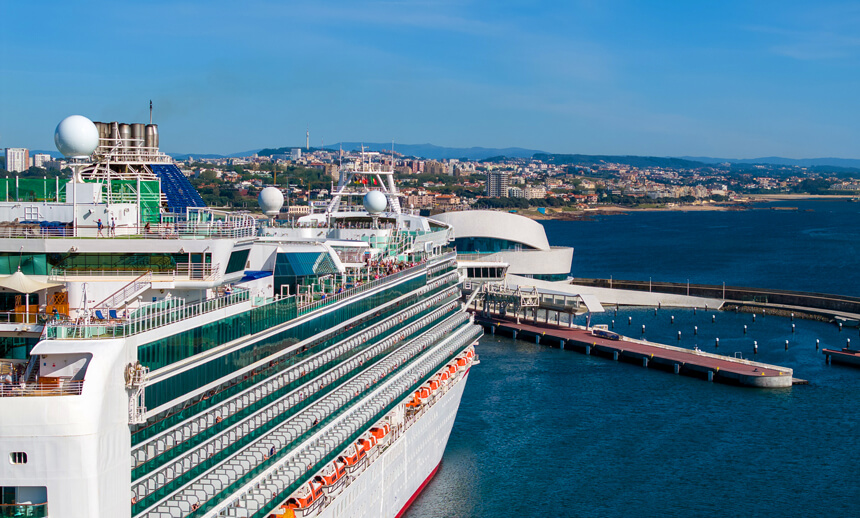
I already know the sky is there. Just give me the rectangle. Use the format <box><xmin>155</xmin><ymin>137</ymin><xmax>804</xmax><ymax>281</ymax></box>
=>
<box><xmin>1</xmin><ymin>0</ymin><xmax>859</xmax><ymax>158</ymax></box>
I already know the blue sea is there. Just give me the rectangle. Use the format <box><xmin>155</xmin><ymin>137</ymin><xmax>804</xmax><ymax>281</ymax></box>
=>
<box><xmin>406</xmin><ymin>199</ymin><xmax>860</xmax><ymax>518</ymax></box>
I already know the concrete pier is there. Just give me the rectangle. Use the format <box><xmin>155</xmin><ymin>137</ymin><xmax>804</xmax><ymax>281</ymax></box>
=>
<box><xmin>822</xmin><ymin>347</ymin><xmax>860</xmax><ymax>368</ymax></box>
<box><xmin>476</xmin><ymin>315</ymin><xmax>794</xmax><ymax>388</ymax></box>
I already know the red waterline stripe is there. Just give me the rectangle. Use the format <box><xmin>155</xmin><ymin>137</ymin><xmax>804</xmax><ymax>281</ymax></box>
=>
<box><xmin>395</xmin><ymin>461</ymin><xmax>441</xmax><ymax>518</ymax></box>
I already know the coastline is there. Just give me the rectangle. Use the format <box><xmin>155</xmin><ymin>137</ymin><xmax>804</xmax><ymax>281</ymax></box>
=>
<box><xmin>516</xmin><ymin>194</ymin><xmax>857</xmax><ymax>220</ymax></box>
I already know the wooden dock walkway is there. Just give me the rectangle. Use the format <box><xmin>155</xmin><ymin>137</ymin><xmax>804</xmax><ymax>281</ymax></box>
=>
<box><xmin>474</xmin><ymin>314</ymin><xmax>795</xmax><ymax>388</ymax></box>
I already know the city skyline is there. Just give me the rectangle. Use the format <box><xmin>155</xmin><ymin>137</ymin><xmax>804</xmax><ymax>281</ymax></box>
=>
<box><xmin>1</xmin><ymin>1</ymin><xmax>859</xmax><ymax>159</ymax></box>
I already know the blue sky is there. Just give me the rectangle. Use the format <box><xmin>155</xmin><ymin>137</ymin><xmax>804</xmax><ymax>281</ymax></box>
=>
<box><xmin>1</xmin><ymin>0</ymin><xmax>859</xmax><ymax>158</ymax></box>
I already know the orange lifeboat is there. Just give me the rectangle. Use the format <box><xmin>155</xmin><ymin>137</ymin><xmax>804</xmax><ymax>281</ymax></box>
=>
<box><xmin>370</xmin><ymin>423</ymin><xmax>390</xmax><ymax>441</ymax></box>
<box><xmin>284</xmin><ymin>479</ymin><xmax>324</xmax><ymax>511</ymax></box>
<box><xmin>339</xmin><ymin>443</ymin><xmax>365</xmax><ymax>467</ymax></box>
<box><xmin>466</xmin><ymin>349</ymin><xmax>475</xmax><ymax>359</ymax></box>
<box><xmin>316</xmin><ymin>459</ymin><xmax>346</xmax><ymax>487</ymax></box>
<box><xmin>447</xmin><ymin>365</ymin><xmax>456</xmax><ymax>376</ymax></box>
<box><xmin>439</xmin><ymin>371</ymin><xmax>450</xmax><ymax>382</ymax></box>
<box><xmin>456</xmin><ymin>357</ymin><xmax>468</xmax><ymax>368</ymax></box>
<box><xmin>417</xmin><ymin>386</ymin><xmax>431</xmax><ymax>400</ymax></box>
<box><xmin>428</xmin><ymin>379</ymin><xmax>440</xmax><ymax>393</ymax></box>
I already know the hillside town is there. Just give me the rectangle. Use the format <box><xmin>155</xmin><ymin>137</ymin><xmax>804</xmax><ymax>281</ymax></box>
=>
<box><xmin>4</xmin><ymin>145</ymin><xmax>859</xmax><ymax>218</ymax></box>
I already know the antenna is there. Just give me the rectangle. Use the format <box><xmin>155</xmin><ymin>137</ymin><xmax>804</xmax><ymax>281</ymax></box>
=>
<box><xmin>306</xmin><ymin>125</ymin><xmax>309</xmax><ymax>151</ymax></box>
<box><xmin>149</xmin><ymin>100</ymin><xmax>153</xmax><ymax>124</ymax></box>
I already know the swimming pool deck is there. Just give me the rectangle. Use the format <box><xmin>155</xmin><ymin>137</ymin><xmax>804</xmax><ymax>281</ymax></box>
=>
<box><xmin>474</xmin><ymin>314</ymin><xmax>795</xmax><ymax>388</ymax></box>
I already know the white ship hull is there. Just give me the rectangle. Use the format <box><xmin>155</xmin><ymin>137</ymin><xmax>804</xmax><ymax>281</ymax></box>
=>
<box><xmin>317</xmin><ymin>370</ymin><xmax>469</xmax><ymax>518</ymax></box>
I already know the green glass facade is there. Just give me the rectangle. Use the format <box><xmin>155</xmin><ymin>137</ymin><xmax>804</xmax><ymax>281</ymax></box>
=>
<box><xmin>142</xmin><ymin>275</ymin><xmax>426</xmax><ymax>410</ymax></box>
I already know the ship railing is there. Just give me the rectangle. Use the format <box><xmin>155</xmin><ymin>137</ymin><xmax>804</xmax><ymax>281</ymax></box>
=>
<box><xmin>49</xmin><ymin>263</ymin><xmax>220</xmax><ymax>282</ymax></box>
<box><xmin>43</xmin><ymin>288</ymin><xmax>250</xmax><ymax>340</ymax></box>
<box><xmin>0</xmin><ymin>310</ymin><xmax>43</xmax><ymax>324</ymax></box>
<box><xmin>297</xmin><ymin>260</ymin><xmax>426</xmax><ymax>315</ymax></box>
<box><xmin>0</xmin><ymin>502</ymin><xmax>49</xmax><ymax>517</ymax></box>
<box><xmin>0</xmin><ymin>379</ymin><xmax>84</xmax><ymax>397</ymax></box>
<box><xmin>0</xmin><ymin>221</ymin><xmax>256</xmax><ymax>240</ymax></box>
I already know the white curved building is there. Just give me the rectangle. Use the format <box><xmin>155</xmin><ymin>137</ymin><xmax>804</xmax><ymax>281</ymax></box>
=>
<box><xmin>431</xmin><ymin>210</ymin><xmax>573</xmax><ymax>281</ymax></box>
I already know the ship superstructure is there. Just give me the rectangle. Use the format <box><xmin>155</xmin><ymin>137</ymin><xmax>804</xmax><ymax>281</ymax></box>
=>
<box><xmin>0</xmin><ymin>117</ymin><xmax>481</xmax><ymax>518</ymax></box>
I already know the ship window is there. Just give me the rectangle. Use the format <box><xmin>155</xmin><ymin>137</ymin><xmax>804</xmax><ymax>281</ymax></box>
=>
<box><xmin>226</xmin><ymin>249</ymin><xmax>250</xmax><ymax>274</ymax></box>
<box><xmin>9</xmin><ymin>452</ymin><xmax>27</xmax><ymax>464</ymax></box>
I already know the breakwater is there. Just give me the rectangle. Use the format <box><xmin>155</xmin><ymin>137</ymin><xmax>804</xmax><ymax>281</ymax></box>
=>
<box><xmin>570</xmin><ymin>278</ymin><xmax>860</xmax><ymax>319</ymax></box>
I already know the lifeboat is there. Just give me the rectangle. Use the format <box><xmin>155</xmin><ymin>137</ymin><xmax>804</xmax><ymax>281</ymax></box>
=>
<box><xmin>428</xmin><ymin>379</ymin><xmax>440</xmax><ymax>393</ymax></box>
<box><xmin>466</xmin><ymin>349</ymin><xmax>475</xmax><ymax>359</ymax></box>
<box><xmin>357</xmin><ymin>434</ymin><xmax>377</xmax><ymax>454</ymax></box>
<box><xmin>370</xmin><ymin>423</ymin><xmax>390</xmax><ymax>442</ymax></box>
<box><xmin>438</xmin><ymin>371</ymin><xmax>450</xmax><ymax>382</ymax></box>
<box><xmin>456</xmin><ymin>357</ymin><xmax>468</xmax><ymax>368</ymax></box>
<box><xmin>416</xmin><ymin>386</ymin><xmax>431</xmax><ymax>401</ymax></box>
<box><xmin>284</xmin><ymin>479</ymin><xmax>325</xmax><ymax>516</ymax></box>
<box><xmin>315</xmin><ymin>459</ymin><xmax>347</xmax><ymax>498</ymax></box>
<box><xmin>447</xmin><ymin>365</ymin><xmax>456</xmax><ymax>376</ymax></box>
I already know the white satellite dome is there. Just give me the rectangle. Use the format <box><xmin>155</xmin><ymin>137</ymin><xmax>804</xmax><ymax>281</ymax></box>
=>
<box><xmin>258</xmin><ymin>186</ymin><xmax>285</xmax><ymax>216</ymax></box>
<box><xmin>363</xmin><ymin>190</ymin><xmax>387</xmax><ymax>214</ymax></box>
<box><xmin>54</xmin><ymin>115</ymin><xmax>99</xmax><ymax>159</ymax></box>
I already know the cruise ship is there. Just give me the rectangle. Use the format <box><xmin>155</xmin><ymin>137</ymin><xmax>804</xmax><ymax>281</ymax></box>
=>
<box><xmin>0</xmin><ymin>116</ymin><xmax>482</xmax><ymax>518</ymax></box>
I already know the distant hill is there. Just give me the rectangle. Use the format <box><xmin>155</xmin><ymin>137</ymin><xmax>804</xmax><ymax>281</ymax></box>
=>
<box><xmin>169</xmin><ymin>149</ymin><xmax>262</xmax><ymax>160</ymax></box>
<box><xmin>680</xmin><ymin>156</ymin><xmax>860</xmax><ymax>168</ymax></box>
<box><xmin>256</xmin><ymin>143</ymin><xmax>546</xmax><ymax>161</ymax></box>
<box><xmin>536</xmin><ymin>154</ymin><xmax>708</xmax><ymax>169</ymax></box>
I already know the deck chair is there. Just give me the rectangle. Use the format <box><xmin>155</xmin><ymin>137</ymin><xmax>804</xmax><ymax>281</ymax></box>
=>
<box><xmin>94</xmin><ymin>310</ymin><xmax>106</xmax><ymax>321</ymax></box>
<box><xmin>109</xmin><ymin>309</ymin><xmax>119</xmax><ymax>320</ymax></box>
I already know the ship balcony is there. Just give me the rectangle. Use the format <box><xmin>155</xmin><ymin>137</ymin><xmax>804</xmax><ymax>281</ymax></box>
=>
<box><xmin>49</xmin><ymin>262</ymin><xmax>221</xmax><ymax>283</ymax></box>
<box><xmin>43</xmin><ymin>287</ymin><xmax>251</xmax><ymax>340</ymax></box>
<box><xmin>0</xmin><ymin>502</ymin><xmax>48</xmax><ymax>517</ymax></box>
<box><xmin>0</xmin><ymin>358</ymin><xmax>86</xmax><ymax>397</ymax></box>
<box><xmin>0</xmin><ymin>214</ymin><xmax>256</xmax><ymax>241</ymax></box>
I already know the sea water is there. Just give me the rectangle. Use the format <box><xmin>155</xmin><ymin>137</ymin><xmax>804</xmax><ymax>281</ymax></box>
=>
<box><xmin>407</xmin><ymin>199</ymin><xmax>860</xmax><ymax>517</ymax></box>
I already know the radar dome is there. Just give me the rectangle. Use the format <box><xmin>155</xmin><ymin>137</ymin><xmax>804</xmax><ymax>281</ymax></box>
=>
<box><xmin>54</xmin><ymin>115</ymin><xmax>99</xmax><ymax>159</ymax></box>
<box><xmin>363</xmin><ymin>190</ymin><xmax>387</xmax><ymax>214</ymax></box>
<box><xmin>258</xmin><ymin>187</ymin><xmax>285</xmax><ymax>216</ymax></box>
